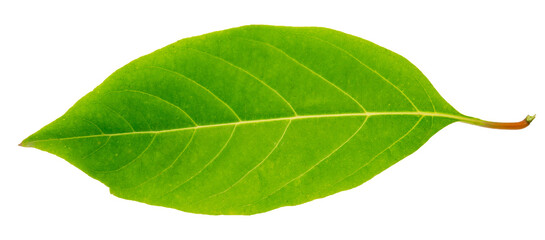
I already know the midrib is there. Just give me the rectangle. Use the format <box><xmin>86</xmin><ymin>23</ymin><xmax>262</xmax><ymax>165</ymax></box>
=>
<box><xmin>26</xmin><ymin>111</ymin><xmax>475</xmax><ymax>144</ymax></box>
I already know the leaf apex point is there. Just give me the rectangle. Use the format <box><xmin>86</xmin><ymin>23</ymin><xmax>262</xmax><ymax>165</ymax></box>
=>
<box><xmin>19</xmin><ymin>140</ymin><xmax>33</xmax><ymax>148</ymax></box>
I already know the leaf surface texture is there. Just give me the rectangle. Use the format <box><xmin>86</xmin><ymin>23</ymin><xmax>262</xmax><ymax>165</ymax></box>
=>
<box><xmin>22</xmin><ymin>25</ymin><xmax>472</xmax><ymax>215</ymax></box>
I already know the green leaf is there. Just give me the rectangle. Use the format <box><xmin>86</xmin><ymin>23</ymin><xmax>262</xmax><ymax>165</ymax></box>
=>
<box><xmin>20</xmin><ymin>25</ymin><xmax>533</xmax><ymax>215</ymax></box>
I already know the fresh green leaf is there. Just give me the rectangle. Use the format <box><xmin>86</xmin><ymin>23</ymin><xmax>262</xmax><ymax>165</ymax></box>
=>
<box><xmin>20</xmin><ymin>25</ymin><xmax>533</xmax><ymax>215</ymax></box>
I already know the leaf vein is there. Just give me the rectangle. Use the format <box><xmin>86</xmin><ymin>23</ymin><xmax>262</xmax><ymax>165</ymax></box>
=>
<box><xmin>24</xmin><ymin>111</ymin><xmax>473</xmax><ymax>144</ymax></box>
<box><xmin>78</xmin><ymin>118</ymin><xmax>104</xmax><ymax>134</ymax></box>
<box><xmin>186</xmin><ymin>47</ymin><xmax>298</xmax><ymax>116</ymax></box>
<box><xmin>241</xmin><ymin>116</ymin><xmax>368</xmax><ymax>210</ymax></box>
<box><xmin>239</xmin><ymin>37</ymin><xmax>367</xmax><ymax>113</ymax></box>
<box><xmin>81</xmin><ymin>136</ymin><xmax>110</xmax><ymax>160</ymax></box>
<box><xmin>95</xmin><ymin>134</ymin><xmax>157</xmax><ymax>173</ymax></box>
<box><xmin>195</xmin><ymin>119</ymin><xmax>292</xmax><ymax>204</ymax></box>
<box><xmin>334</xmin><ymin>116</ymin><xmax>424</xmax><ymax>186</ymax></box>
<box><xmin>158</xmin><ymin>125</ymin><xmax>237</xmax><ymax>199</ymax></box>
<box><xmin>100</xmin><ymin>103</ymin><xmax>135</xmax><ymax>132</ymax></box>
<box><xmin>304</xmin><ymin>35</ymin><xmax>419</xmax><ymax>111</ymax></box>
<box><xmin>146</xmin><ymin>65</ymin><xmax>242</xmax><ymax>121</ymax></box>
<box><xmin>121</xmin><ymin>129</ymin><xmax>197</xmax><ymax>190</ymax></box>
<box><xmin>110</xmin><ymin>90</ymin><xmax>198</xmax><ymax>126</ymax></box>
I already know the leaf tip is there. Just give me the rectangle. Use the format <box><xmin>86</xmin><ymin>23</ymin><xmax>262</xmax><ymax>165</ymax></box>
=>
<box><xmin>19</xmin><ymin>140</ymin><xmax>33</xmax><ymax>148</ymax></box>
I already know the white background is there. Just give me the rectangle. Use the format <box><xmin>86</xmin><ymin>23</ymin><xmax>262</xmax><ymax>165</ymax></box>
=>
<box><xmin>1</xmin><ymin>0</ymin><xmax>543</xmax><ymax>239</ymax></box>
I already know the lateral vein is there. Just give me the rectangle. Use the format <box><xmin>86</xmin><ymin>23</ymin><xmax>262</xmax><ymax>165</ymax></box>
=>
<box><xmin>240</xmin><ymin>37</ymin><xmax>367</xmax><ymax>113</ymax></box>
<box><xmin>305</xmin><ymin>35</ymin><xmax>420</xmax><ymax>112</ymax></box>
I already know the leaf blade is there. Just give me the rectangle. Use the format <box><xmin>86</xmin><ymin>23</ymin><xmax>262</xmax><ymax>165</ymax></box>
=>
<box><xmin>22</xmin><ymin>25</ymin><xmax>502</xmax><ymax>215</ymax></box>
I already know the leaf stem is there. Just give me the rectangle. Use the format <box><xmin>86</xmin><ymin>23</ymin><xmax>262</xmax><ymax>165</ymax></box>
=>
<box><xmin>461</xmin><ymin>114</ymin><xmax>535</xmax><ymax>130</ymax></box>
